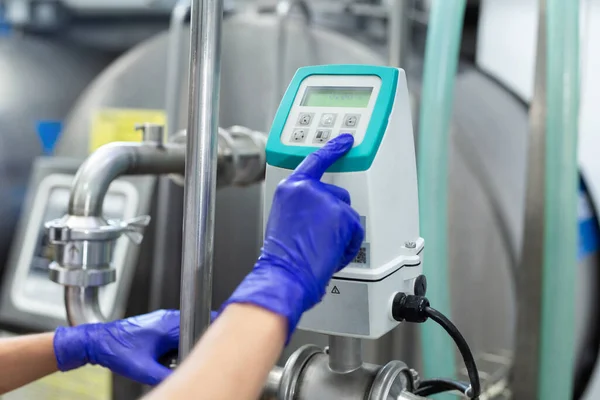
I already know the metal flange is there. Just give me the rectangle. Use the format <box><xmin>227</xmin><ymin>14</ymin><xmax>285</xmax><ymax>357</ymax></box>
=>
<box><xmin>49</xmin><ymin>262</ymin><xmax>116</xmax><ymax>287</ymax></box>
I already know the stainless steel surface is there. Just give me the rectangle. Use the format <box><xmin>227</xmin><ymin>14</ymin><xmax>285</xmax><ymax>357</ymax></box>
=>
<box><xmin>328</xmin><ymin>336</ymin><xmax>363</xmax><ymax>373</ymax></box>
<box><xmin>49</xmin><ymin>263</ymin><xmax>116</xmax><ymax>287</ymax></box>
<box><xmin>388</xmin><ymin>0</ymin><xmax>411</xmax><ymax>67</ymax></box>
<box><xmin>175</xmin><ymin>127</ymin><xmax>267</xmax><ymax>187</ymax></box>
<box><xmin>273</xmin><ymin>0</ymin><xmax>313</xmax><ymax>122</ymax></box>
<box><xmin>64</xmin><ymin>286</ymin><xmax>104</xmax><ymax>326</ymax></box>
<box><xmin>150</xmin><ymin>0</ymin><xmax>192</xmax><ymax>315</ymax></box>
<box><xmin>397</xmin><ymin>392</ymin><xmax>428</xmax><ymax>400</ymax></box>
<box><xmin>273</xmin><ymin>343</ymin><xmax>415</xmax><ymax>400</ymax></box>
<box><xmin>297</xmin><ymin>353</ymin><xmax>380</xmax><ymax>400</ymax></box>
<box><xmin>0</xmin><ymin>36</ymin><xmax>109</xmax><ymax>274</ymax></box>
<box><xmin>45</xmin><ymin>214</ymin><xmax>151</xmax><ymax>288</ymax></box>
<box><xmin>166</xmin><ymin>0</ymin><xmax>192</xmax><ymax>137</ymax></box>
<box><xmin>48</xmin><ymin>125</ymin><xmax>263</xmax><ymax>326</ymax></box>
<box><xmin>69</xmin><ymin>142</ymin><xmax>186</xmax><ymax>217</ymax></box>
<box><xmin>278</xmin><ymin>345</ymin><xmax>322</xmax><ymax>400</ymax></box>
<box><xmin>262</xmin><ymin>366</ymin><xmax>283</xmax><ymax>399</ymax></box>
<box><xmin>510</xmin><ymin>1</ymin><xmax>547</xmax><ymax>397</ymax></box>
<box><xmin>277</xmin><ymin>346</ymin><xmax>414</xmax><ymax>400</ymax></box>
<box><xmin>179</xmin><ymin>0</ymin><xmax>224</xmax><ymax>359</ymax></box>
<box><xmin>136</xmin><ymin>123</ymin><xmax>165</xmax><ymax>144</ymax></box>
<box><xmin>48</xmin><ymin>141</ymin><xmax>184</xmax><ymax>325</ymax></box>
<box><xmin>369</xmin><ymin>360</ymin><xmax>414</xmax><ymax>399</ymax></box>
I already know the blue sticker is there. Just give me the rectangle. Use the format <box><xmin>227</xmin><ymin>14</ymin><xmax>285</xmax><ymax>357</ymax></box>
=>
<box><xmin>9</xmin><ymin>185</ymin><xmax>27</xmax><ymax>205</ymax></box>
<box><xmin>0</xmin><ymin>4</ymin><xmax>11</xmax><ymax>36</ymax></box>
<box><xmin>578</xmin><ymin>177</ymin><xmax>600</xmax><ymax>260</ymax></box>
<box><xmin>36</xmin><ymin>120</ymin><xmax>63</xmax><ymax>155</ymax></box>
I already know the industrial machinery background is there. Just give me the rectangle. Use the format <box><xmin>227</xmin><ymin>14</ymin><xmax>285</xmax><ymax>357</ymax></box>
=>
<box><xmin>40</xmin><ymin>2</ymin><xmax>599</xmax><ymax>397</ymax></box>
<box><xmin>0</xmin><ymin>35</ymin><xmax>110</xmax><ymax>282</ymax></box>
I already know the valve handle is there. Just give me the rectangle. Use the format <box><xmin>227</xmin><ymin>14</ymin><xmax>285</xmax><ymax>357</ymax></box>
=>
<box><xmin>107</xmin><ymin>215</ymin><xmax>151</xmax><ymax>245</ymax></box>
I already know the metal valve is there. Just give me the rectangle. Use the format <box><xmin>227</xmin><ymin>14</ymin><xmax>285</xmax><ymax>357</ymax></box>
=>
<box><xmin>44</xmin><ymin>214</ymin><xmax>151</xmax><ymax>288</ymax></box>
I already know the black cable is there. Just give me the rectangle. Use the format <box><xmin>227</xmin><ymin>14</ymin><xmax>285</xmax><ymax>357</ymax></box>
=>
<box><xmin>390</xmin><ymin>294</ymin><xmax>481</xmax><ymax>398</ymax></box>
<box><xmin>424</xmin><ymin>306</ymin><xmax>481</xmax><ymax>398</ymax></box>
<box><xmin>414</xmin><ymin>378</ymin><xmax>470</xmax><ymax>397</ymax></box>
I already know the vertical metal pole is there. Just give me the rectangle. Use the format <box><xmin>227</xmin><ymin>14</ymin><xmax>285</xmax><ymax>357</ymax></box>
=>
<box><xmin>510</xmin><ymin>1</ymin><xmax>547</xmax><ymax>397</ymax></box>
<box><xmin>388</xmin><ymin>0</ymin><xmax>411</xmax><ymax>67</ymax></box>
<box><xmin>165</xmin><ymin>0</ymin><xmax>191</xmax><ymax>137</ymax></box>
<box><xmin>149</xmin><ymin>0</ymin><xmax>191</xmax><ymax>313</ymax></box>
<box><xmin>179</xmin><ymin>0</ymin><xmax>223</xmax><ymax>359</ymax></box>
<box><xmin>328</xmin><ymin>336</ymin><xmax>362</xmax><ymax>373</ymax></box>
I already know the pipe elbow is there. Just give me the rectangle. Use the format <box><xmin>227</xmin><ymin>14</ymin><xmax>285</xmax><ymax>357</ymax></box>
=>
<box><xmin>68</xmin><ymin>142</ymin><xmax>186</xmax><ymax>217</ymax></box>
<box><xmin>64</xmin><ymin>287</ymin><xmax>106</xmax><ymax>326</ymax></box>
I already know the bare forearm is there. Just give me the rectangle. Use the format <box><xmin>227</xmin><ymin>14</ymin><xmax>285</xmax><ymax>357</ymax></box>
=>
<box><xmin>144</xmin><ymin>304</ymin><xmax>286</xmax><ymax>400</ymax></box>
<box><xmin>0</xmin><ymin>333</ymin><xmax>58</xmax><ymax>394</ymax></box>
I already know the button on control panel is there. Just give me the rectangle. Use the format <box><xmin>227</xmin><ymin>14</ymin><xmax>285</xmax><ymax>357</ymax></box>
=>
<box><xmin>320</xmin><ymin>113</ymin><xmax>337</xmax><ymax>127</ymax></box>
<box><xmin>292</xmin><ymin>129</ymin><xmax>308</xmax><ymax>142</ymax></box>
<box><xmin>339</xmin><ymin>129</ymin><xmax>355</xmax><ymax>136</ymax></box>
<box><xmin>343</xmin><ymin>114</ymin><xmax>360</xmax><ymax>128</ymax></box>
<box><xmin>313</xmin><ymin>129</ymin><xmax>331</xmax><ymax>144</ymax></box>
<box><xmin>298</xmin><ymin>113</ymin><xmax>314</xmax><ymax>126</ymax></box>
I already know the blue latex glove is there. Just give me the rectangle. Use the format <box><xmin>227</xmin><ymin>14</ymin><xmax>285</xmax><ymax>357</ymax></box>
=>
<box><xmin>54</xmin><ymin>310</ymin><xmax>217</xmax><ymax>385</ymax></box>
<box><xmin>220</xmin><ymin>134</ymin><xmax>364</xmax><ymax>341</ymax></box>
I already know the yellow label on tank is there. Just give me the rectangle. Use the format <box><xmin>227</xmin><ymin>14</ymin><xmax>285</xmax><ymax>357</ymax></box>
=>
<box><xmin>2</xmin><ymin>365</ymin><xmax>112</xmax><ymax>400</ymax></box>
<box><xmin>89</xmin><ymin>108</ymin><xmax>167</xmax><ymax>153</ymax></box>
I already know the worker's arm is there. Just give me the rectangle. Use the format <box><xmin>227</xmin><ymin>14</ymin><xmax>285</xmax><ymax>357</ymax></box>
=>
<box><xmin>145</xmin><ymin>134</ymin><xmax>364</xmax><ymax>400</ymax></box>
<box><xmin>0</xmin><ymin>333</ymin><xmax>57</xmax><ymax>394</ymax></box>
<box><xmin>145</xmin><ymin>304</ymin><xmax>285</xmax><ymax>400</ymax></box>
<box><xmin>0</xmin><ymin>309</ymin><xmax>187</xmax><ymax>395</ymax></box>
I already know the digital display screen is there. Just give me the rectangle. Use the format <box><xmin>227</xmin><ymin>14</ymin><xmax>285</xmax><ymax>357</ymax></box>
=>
<box><xmin>301</xmin><ymin>86</ymin><xmax>373</xmax><ymax>108</ymax></box>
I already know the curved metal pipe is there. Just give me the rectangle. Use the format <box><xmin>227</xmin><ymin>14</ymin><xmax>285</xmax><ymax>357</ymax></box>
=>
<box><xmin>65</xmin><ymin>287</ymin><xmax>104</xmax><ymax>326</ymax></box>
<box><xmin>63</xmin><ymin>127</ymin><xmax>266</xmax><ymax>326</ymax></box>
<box><xmin>64</xmin><ymin>141</ymin><xmax>185</xmax><ymax>325</ymax></box>
<box><xmin>68</xmin><ymin>142</ymin><xmax>186</xmax><ymax>217</ymax></box>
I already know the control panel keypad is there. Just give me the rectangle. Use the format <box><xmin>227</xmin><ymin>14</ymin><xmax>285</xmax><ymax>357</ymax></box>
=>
<box><xmin>289</xmin><ymin>110</ymin><xmax>367</xmax><ymax>146</ymax></box>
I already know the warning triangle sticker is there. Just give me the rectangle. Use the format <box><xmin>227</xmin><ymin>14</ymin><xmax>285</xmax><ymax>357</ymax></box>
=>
<box><xmin>331</xmin><ymin>286</ymin><xmax>340</xmax><ymax>295</ymax></box>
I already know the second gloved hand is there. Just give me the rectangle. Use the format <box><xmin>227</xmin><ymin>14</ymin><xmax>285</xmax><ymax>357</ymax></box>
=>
<box><xmin>54</xmin><ymin>310</ymin><xmax>218</xmax><ymax>385</ymax></box>
<box><xmin>220</xmin><ymin>134</ymin><xmax>364</xmax><ymax>341</ymax></box>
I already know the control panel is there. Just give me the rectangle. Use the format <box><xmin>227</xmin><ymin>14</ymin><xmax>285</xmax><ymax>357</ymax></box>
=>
<box><xmin>264</xmin><ymin>65</ymin><xmax>424</xmax><ymax>339</ymax></box>
<box><xmin>282</xmin><ymin>75</ymin><xmax>382</xmax><ymax>147</ymax></box>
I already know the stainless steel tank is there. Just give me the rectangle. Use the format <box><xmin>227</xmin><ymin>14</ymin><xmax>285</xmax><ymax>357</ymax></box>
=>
<box><xmin>53</xmin><ymin>10</ymin><xmax>599</xmax><ymax>390</ymax></box>
<box><xmin>0</xmin><ymin>36</ymin><xmax>110</xmax><ymax>272</ymax></box>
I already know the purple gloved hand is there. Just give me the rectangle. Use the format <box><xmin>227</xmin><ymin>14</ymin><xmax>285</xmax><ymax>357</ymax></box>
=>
<box><xmin>54</xmin><ymin>310</ymin><xmax>217</xmax><ymax>385</ymax></box>
<box><xmin>220</xmin><ymin>134</ymin><xmax>364</xmax><ymax>341</ymax></box>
